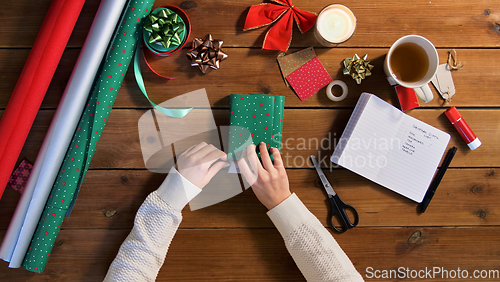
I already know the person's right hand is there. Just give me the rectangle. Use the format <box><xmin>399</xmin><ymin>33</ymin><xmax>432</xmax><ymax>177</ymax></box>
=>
<box><xmin>237</xmin><ymin>142</ymin><xmax>291</xmax><ymax>210</ymax></box>
<box><xmin>176</xmin><ymin>142</ymin><xmax>229</xmax><ymax>189</ymax></box>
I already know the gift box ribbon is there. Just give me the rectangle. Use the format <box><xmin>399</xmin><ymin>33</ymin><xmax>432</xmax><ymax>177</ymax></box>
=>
<box><xmin>186</xmin><ymin>34</ymin><xmax>228</xmax><ymax>74</ymax></box>
<box><xmin>134</xmin><ymin>5</ymin><xmax>192</xmax><ymax>117</ymax></box>
<box><xmin>134</xmin><ymin>40</ymin><xmax>192</xmax><ymax>117</ymax></box>
<box><xmin>244</xmin><ymin>0</ymin><xmax>317</xmax><ymax>52</ymax></box>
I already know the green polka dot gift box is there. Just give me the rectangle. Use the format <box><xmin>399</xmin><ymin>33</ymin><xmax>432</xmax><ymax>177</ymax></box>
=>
<box><xmin>228</xmin><ymin>94</ymin><xmax>285</xmax><ymax>161</ymax></box>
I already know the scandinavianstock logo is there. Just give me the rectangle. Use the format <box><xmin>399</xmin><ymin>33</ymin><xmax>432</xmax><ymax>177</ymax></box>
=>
<box><xmin>138</xmin><ymin>89</ymin><xmax>252</xmax><ymax>211</ymax></box>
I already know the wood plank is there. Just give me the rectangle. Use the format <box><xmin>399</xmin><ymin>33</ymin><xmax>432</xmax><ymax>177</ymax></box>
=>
<box><xmin>1</xmin><ymin>0</ymin><xmax>499</xmax><ymax>48</ymax></box>
<box><xmin>116</xmin><ymin>47</ymin><xmax>500</xmax><ymax>108</ymax></box>
<box><xmin>1</xmin><ymin>227</ymin><xmax>499</xmax><ymax>281</ymax></box>
<box><xmin>1</xmin><ymin>168</ymin><xmax>497</xmax><ymax>230</ymax></box>
<box><xmin>0</xmin><ymin>0</ymin><xmax>497</xmax><ymax>281</ymax></box>
<box><xmin>1</xmin><ymin>48</ymin><xmax>499</xmax><ymax>109</ymax></box>
<box><xmin>9</xmin><ymin>108</ymin><xmax>498</xmax><ymax>169</ymax></box>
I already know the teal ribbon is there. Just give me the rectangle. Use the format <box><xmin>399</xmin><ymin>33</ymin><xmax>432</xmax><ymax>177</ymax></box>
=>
<box><xmin>134</xmin><ymin>40</ymin><xmax>192</xmax><ymax>118</ymax></box>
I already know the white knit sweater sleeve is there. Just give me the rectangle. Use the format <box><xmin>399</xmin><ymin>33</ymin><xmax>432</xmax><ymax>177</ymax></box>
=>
<box><xmin>103</xmin><ymin>167</ymin><xmax>201</xmax><ymax>282</ymax></box>
<box><xmin>267</xmin><ymin>193</ymin><xmax>364</xmax><ymax>282</ymax></box>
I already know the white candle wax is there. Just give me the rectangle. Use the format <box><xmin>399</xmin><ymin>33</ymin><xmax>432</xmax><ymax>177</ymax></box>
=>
<box><xmin>316</xmin><ymin>5</ymin><xmax>356</xmax><ymax>44</ymax></box>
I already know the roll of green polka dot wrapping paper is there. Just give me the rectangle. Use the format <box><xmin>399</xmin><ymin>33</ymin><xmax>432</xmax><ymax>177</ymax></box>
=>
<box><xmin>228</xmin><ymin>94</ymin><xmax>285</xmax><ymax>161</ymax></box>
<box><xmin>22</xmin><ymin>0</ymin><xmax>154</xmax><ymax>272</ymax></box>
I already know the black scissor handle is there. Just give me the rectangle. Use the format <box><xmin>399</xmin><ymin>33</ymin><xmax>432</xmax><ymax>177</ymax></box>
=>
<box><xmin>328</xmin><ymin>194</ymin><xmax>359</xmax><ymax>233</ymax></box>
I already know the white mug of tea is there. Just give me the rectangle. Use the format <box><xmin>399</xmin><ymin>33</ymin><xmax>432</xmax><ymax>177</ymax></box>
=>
<box><xmin>384</xmin><ymin>35</ymin><xmax>439</xmax><ymax>103</ymax></box>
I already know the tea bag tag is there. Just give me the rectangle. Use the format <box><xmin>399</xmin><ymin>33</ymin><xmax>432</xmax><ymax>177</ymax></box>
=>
<box><xmin>386</xmin><ymin>76</ymin><xmax>398</xmax><ymax>86</ymax></box>
<box><xmin>431</xmin><ymin>64</ymin><xmax>456</xmax><ymax>101</ymax></box>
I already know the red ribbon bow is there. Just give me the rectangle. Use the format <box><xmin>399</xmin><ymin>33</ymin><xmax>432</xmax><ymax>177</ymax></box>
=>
<box><xmin>244</xmin><ymin>0</ymin><xmax>317</xmax><ymax>52</ymax></box>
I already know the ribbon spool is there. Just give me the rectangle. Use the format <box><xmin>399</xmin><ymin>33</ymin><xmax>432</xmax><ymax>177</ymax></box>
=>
<box><xmin>141</xmin><ymin>5</ymin><xmax>191</xmax><ymax>79</ymax></box>
<box><xmin>134</xmin><ymin>5</ymin><xmax>193</xmax><ymax>118</ymax></box>
<box><xmin>143</xmin><ymin>5</ymin><xmax>191</xmax><ymax>56</ymax></box>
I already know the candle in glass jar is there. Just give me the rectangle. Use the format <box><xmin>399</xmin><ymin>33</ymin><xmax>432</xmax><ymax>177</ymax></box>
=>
<box><xmin>315</xmin><ymin>4</ymin><xmax>356</xmax><ymax>45</ymax></box>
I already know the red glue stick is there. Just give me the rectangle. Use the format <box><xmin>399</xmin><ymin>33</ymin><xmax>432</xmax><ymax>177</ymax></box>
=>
<box><xmin>445</xmin><ymin>107</ymin><xmax>481</xmax><ymax>150</ymax></box>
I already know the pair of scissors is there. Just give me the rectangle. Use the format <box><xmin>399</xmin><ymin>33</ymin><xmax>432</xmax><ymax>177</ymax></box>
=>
<box><xmin>310</xmin><ymin>156</ymin><xmax>359</xmax><ymax>233</ymax></box>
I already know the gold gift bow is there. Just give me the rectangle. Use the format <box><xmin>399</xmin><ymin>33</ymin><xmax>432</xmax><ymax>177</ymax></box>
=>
<box><xmin>343</xmin><ymin>54</ymin><xmax>374</xmax><ymax>84</ymax></box>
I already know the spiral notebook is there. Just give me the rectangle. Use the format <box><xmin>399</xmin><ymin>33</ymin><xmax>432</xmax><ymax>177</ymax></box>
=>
<box><xmin>331</xmin><ymin>93</ymin><xmax>450</xmax><ymax>202</ymax></box>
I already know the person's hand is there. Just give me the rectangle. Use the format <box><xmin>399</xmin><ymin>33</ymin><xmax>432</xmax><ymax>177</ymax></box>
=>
<box><xmin>176</xmin><ymin>142</ymin><xmax>229</xmax><ymax>189</ymax></box>
<box><xmin>237</xmin><ymin>142</ymin><xmax>291</xmax><ymax>210</ymax></box>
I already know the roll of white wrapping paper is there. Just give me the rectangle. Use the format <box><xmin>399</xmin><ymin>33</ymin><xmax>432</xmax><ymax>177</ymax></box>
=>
<box><xmin>0</xmin><ymin>0</ymin><xmax>128</xmax><ymax>268</ymax></box>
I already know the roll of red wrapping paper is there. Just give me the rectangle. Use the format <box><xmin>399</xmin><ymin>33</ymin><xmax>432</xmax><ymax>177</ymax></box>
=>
<box><xmin>0</xmin><ymin>0</ymin><xmax>86</xmax><ymax>199</ymax></box>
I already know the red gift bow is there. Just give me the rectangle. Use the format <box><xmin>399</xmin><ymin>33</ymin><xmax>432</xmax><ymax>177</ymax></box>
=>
<box><xmin>244</xmin><ymin>0</ymin><xmax>317</xmax><ymax>52</ymax></box>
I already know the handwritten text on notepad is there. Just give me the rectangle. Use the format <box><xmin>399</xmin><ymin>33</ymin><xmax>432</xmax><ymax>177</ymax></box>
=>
<box><xmin>402</xmin><ymin>125</ymin><xmax>442</xmax><ymax>156</ymax></box>
<box><xmin>331</xmin><ymin>93</ymin><xmax>451</xmax><ymax>203</ymax></box>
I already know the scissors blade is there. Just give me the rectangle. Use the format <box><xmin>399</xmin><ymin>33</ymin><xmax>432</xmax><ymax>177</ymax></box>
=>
<box><xmin>310</xmin><ymin>156</ymin><xmax>336</xmax><ymax>197</ymax></box>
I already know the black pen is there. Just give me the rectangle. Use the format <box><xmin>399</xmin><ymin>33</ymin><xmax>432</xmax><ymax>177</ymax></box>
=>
<box><xmin>420</xmin><ymin>146</ymin><xmax>458</xmax><ymax>213</ymax></box>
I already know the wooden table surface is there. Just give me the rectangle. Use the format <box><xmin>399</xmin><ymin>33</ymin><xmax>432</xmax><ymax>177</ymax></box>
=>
<box><xmin>1</xmin><ymin>0</ymin><xmax>499</xmax><ymax>281</ymax></box>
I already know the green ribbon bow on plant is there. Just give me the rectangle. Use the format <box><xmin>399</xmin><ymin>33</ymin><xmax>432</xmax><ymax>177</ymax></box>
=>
<box><xmin>144</xmin><ymin>8</ymin><xmax>185</xmax><ymax>51</ymax></box>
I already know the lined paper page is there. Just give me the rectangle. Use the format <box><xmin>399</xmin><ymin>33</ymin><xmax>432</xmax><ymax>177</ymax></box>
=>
<box><xmin>333</xmin><ymin>93</ymin><xmax>450</xmax><ymax>202</ymax></box>
<box><xmin>378</xmin><ymin>113</ymin><xmax>450</xmax><ymax>202</ymax></box>
<box><xmin>335</xmin><ymin>94</ymin><xmax>404</xmax><ymax>184</ymax></box>
<box><xmin>331</xmin><ymin>94</ymin><xmax>370</xmax><ymax>161</ymax></box>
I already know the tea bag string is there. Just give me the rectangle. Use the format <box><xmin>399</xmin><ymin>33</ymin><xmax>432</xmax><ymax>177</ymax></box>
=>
<box><xmin>447</xmin><ymin>49</ymin><xmax>464</xmax><ymax>70</ymax></box>
<box><xmin>441</xmin><ymin>50</ymin><xmax>464</xmax><ymax>105</ymax></box>
<box><xmin>442</xmin><ymin>91</ymin><xmax>452</xmax><ymax>106</ymax></box>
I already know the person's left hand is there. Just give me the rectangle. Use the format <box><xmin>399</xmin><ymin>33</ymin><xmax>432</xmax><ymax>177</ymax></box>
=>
<box><xmin>176</xmin><ymin>142</ymin><xmax>229</xmax><ymax>189</ymax></box>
